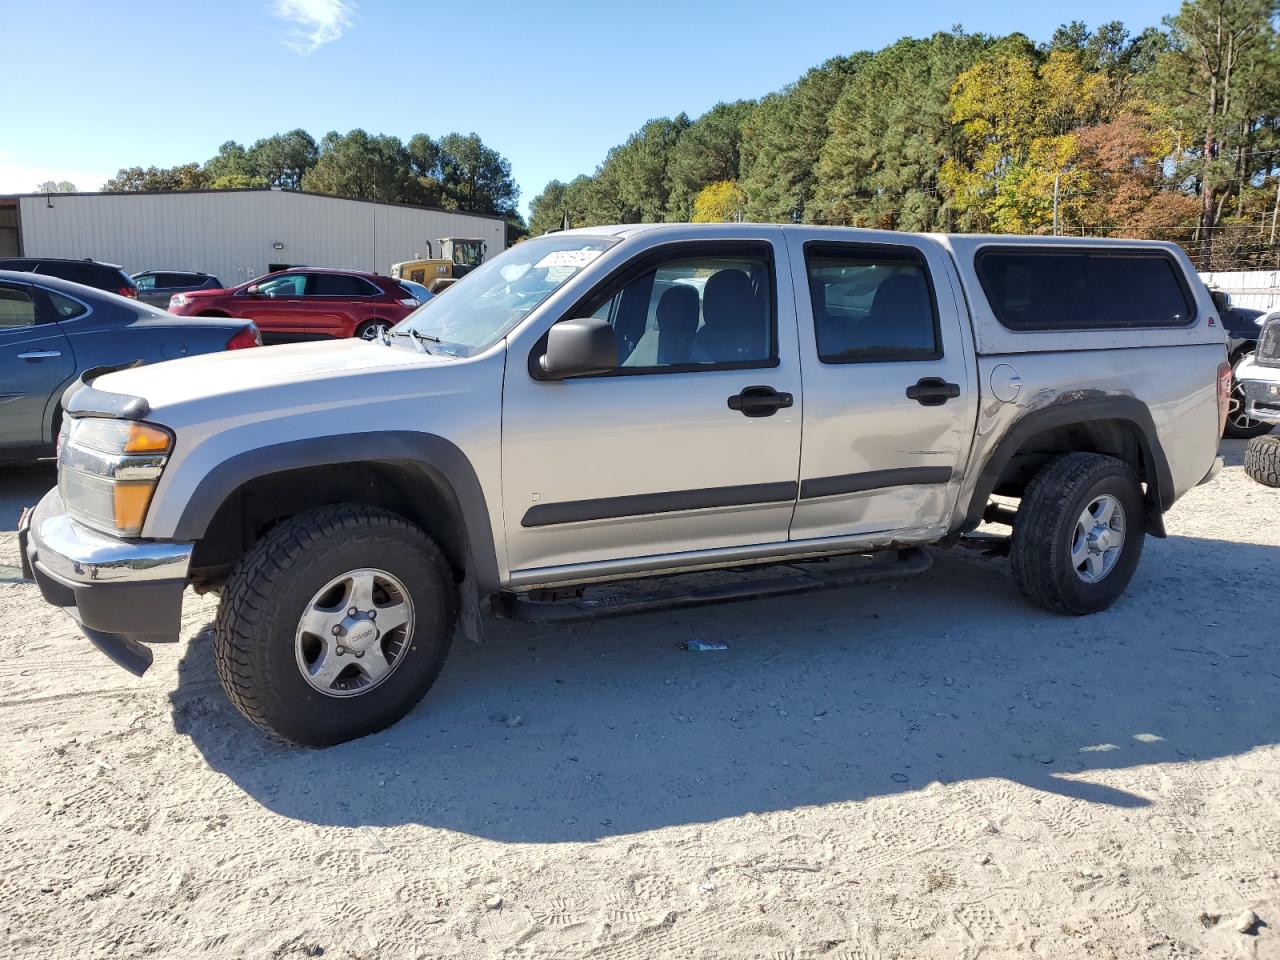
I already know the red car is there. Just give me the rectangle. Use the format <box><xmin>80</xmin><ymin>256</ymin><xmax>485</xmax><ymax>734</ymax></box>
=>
<box><xmin>167</xmin><ymin>268</ymin><xmax>420</xmax><ymax>342</ymax></box>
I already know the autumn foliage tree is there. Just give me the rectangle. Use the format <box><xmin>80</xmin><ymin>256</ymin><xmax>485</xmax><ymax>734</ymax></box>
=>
<box><xmin>940</xmin><ymin>47</ymin><xmax>1110</xmax><ymax>233</ymax></box>
<box><xmin>692</xmin><ymin>180</ymin><xmax>746</xmax><ymax>222</ymax></box>
<box><xmin>528</xmin><ymin>1</ymin><xmax>1280</xmax><ymax>268</ymax></box>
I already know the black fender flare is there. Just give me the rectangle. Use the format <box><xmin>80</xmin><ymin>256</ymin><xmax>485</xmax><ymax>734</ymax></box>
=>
<box><xmin>960</xmin><ymin>396</ymin><xmax>1175</xmax><ymax>538</ymax></box>
<box><xmin>171</xmin><ymin>431</ymin><xmax>501</xmax><ymax>592</ymax></box>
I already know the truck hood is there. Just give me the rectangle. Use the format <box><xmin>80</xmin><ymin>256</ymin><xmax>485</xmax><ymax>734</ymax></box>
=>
<box><xmin>90</xmin><ymin>338</ymin><xmax>452</xmax><ymax>411</ymax></box>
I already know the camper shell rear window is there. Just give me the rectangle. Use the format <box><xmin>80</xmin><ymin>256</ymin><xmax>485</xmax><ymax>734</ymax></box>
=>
<box><xmin>975</xmin><ymin>247</ymin><xmax>1196</xmax><ymax>332</ymax></box>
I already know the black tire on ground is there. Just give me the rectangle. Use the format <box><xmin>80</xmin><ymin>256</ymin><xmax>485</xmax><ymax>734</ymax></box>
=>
<box><xmin>1010</xmin><ymin>452</ymin><xmax>1147</xmax><ymax>616</ymax></box>
<box><xmin>1244</xmin><ymin>434</ymin><xmax>1280</xmax><ymax>487</ymax></box>
<box><xmin>214</xmin><ymin>504</ymin><xmax>457</xmax><ymax>746</ymax></box>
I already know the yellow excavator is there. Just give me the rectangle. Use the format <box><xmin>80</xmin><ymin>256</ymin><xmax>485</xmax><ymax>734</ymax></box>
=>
<box><xmin>390</xmin><ymin>238</ymin><xmax>487</xmax><ymax>294</ymax></box>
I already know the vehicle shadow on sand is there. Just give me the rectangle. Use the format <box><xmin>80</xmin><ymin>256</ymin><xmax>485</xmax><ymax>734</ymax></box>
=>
<box><xmin>170</xmin><ymin>531</ymin><xmax>1280</xmax><ymax>843</ymax></box>
<box><xmin>0</xmin><ymin>461</ymin><xmax>55</xmax><ymax>532</ymax></box>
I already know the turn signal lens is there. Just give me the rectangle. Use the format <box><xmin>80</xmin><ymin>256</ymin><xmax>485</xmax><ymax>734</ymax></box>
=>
<box><xmin>112</xmin><ymin>481</ymin><xmax>158</xmax><ymax>535</ymax></box>
<box><xmin>123</xmin><ymin>422</ymin><xmax>172</xmax><ymax>454</ymax></box>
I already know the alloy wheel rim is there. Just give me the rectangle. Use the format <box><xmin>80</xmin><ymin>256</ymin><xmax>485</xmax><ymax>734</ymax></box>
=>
<box><xmin>1071</xmin><ymin>494</ymin><xmax>1126</xmax><ymax>584</ymax></box>
<box><xmin>360</xmin><ymin>323</ymin><xmax>388</xmax><ymax>341</ymax></box>
<box><xmin>1228</xmin><ymin>382</ymin><xmax>1261</xmax><ymax>431</ymax></box>
<box><xmin>294</xmin><ymin>568</ymin><xmax>414</xmax><ymax>697</ymax></box>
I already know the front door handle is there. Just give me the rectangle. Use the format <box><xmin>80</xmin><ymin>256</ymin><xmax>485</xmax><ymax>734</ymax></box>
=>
<box><xmin>728</xmin><ymin>385</ymin><xmax>794</xmax><ymax>418</ymax></box>
<box><xmin>906</xmin><ymin>377</ymin><xmax>960</xmax><ymax>406</ymax></box>
<box><xmin>17</xmin><ymin>350</ymin><xmax>62</xmax><ymax>360</ymax></box>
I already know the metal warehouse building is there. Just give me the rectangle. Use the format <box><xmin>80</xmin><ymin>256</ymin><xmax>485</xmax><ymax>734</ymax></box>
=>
<box><xmin>0</xmin><ymin>188</ymin><xmax>506</xmax><ymax>286</ymax></box>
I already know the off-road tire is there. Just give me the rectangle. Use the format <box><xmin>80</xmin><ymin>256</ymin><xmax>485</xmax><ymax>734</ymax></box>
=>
<box><xmin>1010</xmin><ymin>453</ymin><xmax>1146</xmax><ymax>616</ymax></box>
<box><xmin>1245</xmin><ymin>434</ymin><xmax>1280</xmax><ymax>487</ymax></box>
<box><xmin>214</xmin><ymin>504</ymin><xmax>457</xmax><ymax>746</ymax></box>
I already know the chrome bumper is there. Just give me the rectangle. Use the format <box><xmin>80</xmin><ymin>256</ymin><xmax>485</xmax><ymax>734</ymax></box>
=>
<box><xmin>1238</xmin><ymin>360</ymin><xmax>1280</xmax><ymax>425</ymax></box>
<box><xmin>1240</xmin><ymin>379</ymin><xmax>1280</xmax><ymax>425</ymax></box>
<box><xmin>20</xmin><ymin>488</ymin><xmax>193</xmax><ymax>675</ymax></box>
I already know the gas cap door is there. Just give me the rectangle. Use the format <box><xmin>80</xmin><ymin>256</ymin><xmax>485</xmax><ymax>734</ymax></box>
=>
<box><xmin>989</xmin><ymin>363</ymin><xmax>1022</xmax><ymax>403</ymax></box>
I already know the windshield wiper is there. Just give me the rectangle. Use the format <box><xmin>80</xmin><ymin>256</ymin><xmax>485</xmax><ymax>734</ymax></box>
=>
<box><xmin>389</xmin><ymin>329</ymin><xmax>442</xmax><ymax>354</ymax></box>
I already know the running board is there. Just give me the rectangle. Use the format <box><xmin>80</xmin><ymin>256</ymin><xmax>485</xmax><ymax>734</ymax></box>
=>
<box><xmin>495</xmin><ymin>547</ymin><xmax>931</xmax><ymax>624</ymax></box>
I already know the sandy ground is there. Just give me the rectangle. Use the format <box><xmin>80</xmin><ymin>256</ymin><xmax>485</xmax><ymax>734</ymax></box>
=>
<box><xmin>1</xmin><ymin>441</ymin><xmax>1278</xmax><ymax>960</ymax></box>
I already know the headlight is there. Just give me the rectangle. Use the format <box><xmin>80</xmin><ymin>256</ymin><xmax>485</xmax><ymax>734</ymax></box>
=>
<box><xmin>170</xmin><ymin>294</ymin><xmax>191</xmax><ymax>308</ymax></box>
<box><xmin>59</xmin><ymin>418</ymin><xmax>173</xmax><ymax>537</ymax></box>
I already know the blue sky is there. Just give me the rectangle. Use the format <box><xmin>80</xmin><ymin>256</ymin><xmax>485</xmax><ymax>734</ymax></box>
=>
<box><xmin>3</xmin><ymin>0</ymin><xmax>1180</xmax><ymax>217</ymax></box>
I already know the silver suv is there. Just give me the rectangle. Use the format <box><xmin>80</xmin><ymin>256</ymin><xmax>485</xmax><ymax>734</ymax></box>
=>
<box><xmin>20</xmin><ymin>224</ymin><xmax>1230</xmax><ymax>745</ymax></box>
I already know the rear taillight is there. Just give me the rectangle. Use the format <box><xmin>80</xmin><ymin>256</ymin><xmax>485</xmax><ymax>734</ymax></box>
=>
<box><xmin>225</xmin><ymin>324</ymin><xmax>262</xmax><ymax>350</ymax></box>
<box><xmin>120</xmin><ymin>286</ymin><xmax>137</xmax><ymax>298</ymax></box>
<box><xmin>1216</xmin><ymin>360</ymin><xmax>1233</xmax><ymax>437</ymax></box>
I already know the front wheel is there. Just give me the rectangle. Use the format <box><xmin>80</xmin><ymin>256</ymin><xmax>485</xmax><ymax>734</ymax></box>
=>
<box><xmin>214</xmin><ymin>504</ymin><xmax>457</xmax><ymax>746</ymax></box>
<box><xmin>1225</xmin><ymin>374</ymin><xmax>1275</xmax><ymax>439</ymax></box>
<box><xmin>1010</xmin><ymin>453</ymin><xmax>1146</xmax><ymax>616</ymax></box>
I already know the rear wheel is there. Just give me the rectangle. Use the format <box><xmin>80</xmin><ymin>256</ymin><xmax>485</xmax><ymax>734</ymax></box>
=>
<box><xmin>214</xmin><ymin>504</ymin><xmax>457</xmax><ymax>746</ymax></box>
<box><xmin>355</xmin><ymin>319</ymin><xmax>389</xmax><ymax>341</ymax></box>
<box><xmin>1244</xmin><ymin>434</ymin><xmax>1280</xmax><ymax>487</ymax></box>
<box><xmin>1010</xmin><ymin>453</ymin><xmax>1146</xmax><ymax>615</ymax></box>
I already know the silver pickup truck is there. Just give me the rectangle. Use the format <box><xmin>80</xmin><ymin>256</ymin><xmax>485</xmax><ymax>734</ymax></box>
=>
<box><xmin>21</xmin><ymin>224</ymin><xmax>1230</xmax><ymax>745</ymax></box>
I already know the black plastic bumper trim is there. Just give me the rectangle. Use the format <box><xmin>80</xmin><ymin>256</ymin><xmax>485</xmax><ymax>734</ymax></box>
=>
<box><xmin>26</xmin><ymin>519</ymin><xmax>186</xmax><ymax>677</ymax></box>
<box><xmin>80</xmin><ymin>625</ymin><xmax>156</xmax><ymax>676</ymax></box>
<box><xmin>17</xmin><ymin>505</ymin><xmax>34</xmax><ymax>581</ymax></box>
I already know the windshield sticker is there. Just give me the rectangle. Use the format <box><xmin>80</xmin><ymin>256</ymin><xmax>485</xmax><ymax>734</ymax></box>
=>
<box><xmin>534</xmin><ymin>248</ymin><xmax>606</xmax><ymax>271</ymax></box>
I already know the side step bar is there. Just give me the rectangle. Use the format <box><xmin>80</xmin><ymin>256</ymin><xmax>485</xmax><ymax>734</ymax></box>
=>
<box><xmin>495</xmin><ymin>547</ymin><xmax>931</xmax><ymax>624</ymax></box>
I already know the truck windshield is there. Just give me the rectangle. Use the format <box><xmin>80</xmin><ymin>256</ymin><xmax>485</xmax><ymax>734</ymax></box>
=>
<box><xmin>390</xmin><ymin>235</ymin><xmax>617</xmax><ymax>357</ymax></box>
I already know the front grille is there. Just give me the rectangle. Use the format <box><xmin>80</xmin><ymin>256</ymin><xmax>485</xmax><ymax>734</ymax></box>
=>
<box><xmin>1258</xmin><ymin>317</ymin><xmax>1280</xmax><ymax>366</ymax></box>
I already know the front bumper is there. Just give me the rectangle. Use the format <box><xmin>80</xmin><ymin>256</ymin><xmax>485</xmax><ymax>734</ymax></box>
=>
<box><xmin>19</xmin><ymin>489</ymin><xmax>193</xmax><ymax>675</ymax></box>
<box><xmin>1239</xmin><ymin>375</ymin><xmax>1280</xmax><ymax>425</ymax></box>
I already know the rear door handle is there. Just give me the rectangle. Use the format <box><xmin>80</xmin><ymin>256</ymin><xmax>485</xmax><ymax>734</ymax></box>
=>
<box><xmin>728</xmin><ymin>385</ymin><xmax>794</xmax><ymax>418</ymax></box>
<box><xmin>17</xmin><ymin>350</ymin><xmax>62</xmax><ymax>360</ymax></box>
<box><xmin>906</xmin><ymin>377</ymin><xmax>960</xmax><ymax>406</ymax></box>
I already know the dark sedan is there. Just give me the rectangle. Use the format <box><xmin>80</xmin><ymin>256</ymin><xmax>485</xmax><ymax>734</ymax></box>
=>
<box><xmin>132</xmin><ymin>270</ymin><xmax>222</xmax><ymax>308</ymax></box>
<box><xmin>0</xmin><ymin>270</ymin><xmax>260</xmax><ymax>462</ymax></box>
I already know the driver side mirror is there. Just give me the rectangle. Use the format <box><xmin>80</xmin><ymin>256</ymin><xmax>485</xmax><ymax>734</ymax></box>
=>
<box><xmin>540</xmin><ymin>317</ymin><xmax>617</xmax><ymax>379</ymax></box>
<box><xmin>245</xmin><ymin>284</ymin><xmax>262</xmax><ymax>296</ymax></box>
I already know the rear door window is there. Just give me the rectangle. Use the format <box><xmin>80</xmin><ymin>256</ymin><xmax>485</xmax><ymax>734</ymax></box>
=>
<box><xmin>308</xmin><ymin>273</ymin><xmax>381</xmax><ymax>297</ymax></box>
<box><xmin>0</xmin><ymin>284</ymin><xmax>38</xmax><ymax>327</ymax></box>
<box><xmin>804</xmin><ymin>243</ymin><xmax>941</xmax><ymax>363</ymax></box>
<box><xmin>157</xmin><ymin>272</ymin><xmax>198</xmax><ymax>288</ymax></box>
<box><xmin>977</xmin><ymin>249</ymin><xmax>1195</xmax><ymax>331</ymax></box>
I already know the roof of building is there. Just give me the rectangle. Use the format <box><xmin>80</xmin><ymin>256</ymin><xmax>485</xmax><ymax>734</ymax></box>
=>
<box><xmin>0</xmin><ymin>187</ymin><xmax>508</xmax><ymax>222</ymax></box>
